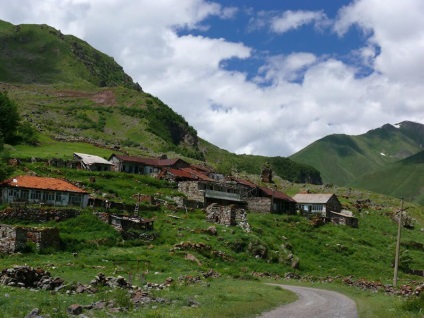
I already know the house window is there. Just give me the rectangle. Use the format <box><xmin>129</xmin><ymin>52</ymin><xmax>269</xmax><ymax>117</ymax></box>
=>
<box><xmin>56</xmin><ymin>192</ymin><xmax>65</xmax><ymax>202</ymax></box>
<box><xmin>69</xmin><ymin>194</ymin><xmax>81</xmax><ymax>205</ymax></box>
<box><xmin>312</xmin><ymin>205</ymin><xmax>323</xmax><ymax>212</ymax></box>
<box><xmin>31</xmin><ymin>191</ymin><xmax>41</xmax><ymax>200</ymax></box>
<box><xmin>20</xmin><ymin>190</ymin><xmax>29</xmax><ymax>200</ymax></box>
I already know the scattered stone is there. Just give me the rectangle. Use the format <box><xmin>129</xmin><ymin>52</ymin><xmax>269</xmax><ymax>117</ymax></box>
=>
<box><xmin>24</xmin><ymin>308</ymin><xmax>43</xmax><ymax>318</ymax></box>
<box><xmin>207</xmin><ymin>226</ymin><xmax>217</xmax><ymax>236</ymax></box>
<box><xmin>185</xmin><ymin>253</ymin><xmax>202</xmax><ymax>266</ymax></box>
<box><xmin>67</xmin><ymin>304</ymin><xmax>82</xmax><ymax>316</ymax></box>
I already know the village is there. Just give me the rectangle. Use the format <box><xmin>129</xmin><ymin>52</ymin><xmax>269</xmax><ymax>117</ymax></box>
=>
<box><xmin>0</xmin><ymin>152</ymin><xmax>358</xmax><ymax>254</ymax></box>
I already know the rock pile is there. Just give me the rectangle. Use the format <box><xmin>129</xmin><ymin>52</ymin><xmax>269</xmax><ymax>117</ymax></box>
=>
<box><xmin>0</xmin><ymin>266</ymin><xmax>64</xmax><ymax>290</ymax></box>
<box><xmin>342</xmin><ymin>277</ymin><xmax>424</xmax><ymax>296</ymax></box>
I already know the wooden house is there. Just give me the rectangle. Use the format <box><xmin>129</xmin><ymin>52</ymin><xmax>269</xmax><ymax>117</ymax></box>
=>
<box><xmin>292</xmin><ymin>193</ymin><xmax>342</xmax><ymax>217</ymax></box>
<box><xmin>0</xmin><ymin>175</ymin><xmax>89</xmax><ymax>208</ymax></box>
<box><xmin>73</xmin><ymin>153</ymin><xmax>113</xmax><ymax>171</ymax></box>
<box><xmin>247</xmin><ymin>186</ymin><xmax>296</xmax><ymax>214</ymax></box>
<box><xmin>108</xmin><ymin>154</ymin><xmax>189</xmax><ymax>174</ymax></box>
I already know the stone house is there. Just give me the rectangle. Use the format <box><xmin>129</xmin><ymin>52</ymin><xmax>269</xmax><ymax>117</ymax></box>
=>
<box><xmin>328</xmin><ymin>211</ymin><xmax>358</xmax><ymax>228</ymax></box>
<box><xmin>0</xmin><ymin>224</ymin><xmax>60</xmax><ymax>253</ymax></box>
<box><xmin>247</xmin><ymin>186</ymin><xmax>296</xmax><ymax>214</ymax></box>
<box><xmin>178</xmin><ymin>181</ymin><xmax>249</xmax><ymax>207</ymax></box>
<box><xmin>206</xmin><ymin>203</ymin><xmax>247</xmax><ymax>225</ymax></box>
<box><xmin>108</xmin><ymin>154</ymin><xmax>189</xmax><ymax>175</ymax></box>
<box><xmin>0</xmin><ymin>175</ymin><xmax>89</xmax><ymax>208</ymax></box>
<box><xmin>73</xmin><ymin>152</ymin><xmax>113</xmax><ymax>171</ymax></box>
<box><xmin>292</xmin><ymin>193</ymin><xmax>342</xmax><ymax>217</ymax></box>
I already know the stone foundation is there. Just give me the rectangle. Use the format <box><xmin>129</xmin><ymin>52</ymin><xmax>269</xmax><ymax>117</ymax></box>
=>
<box><xmin>0</xmin><ymin>207</ymin><xmax>80</xmax><ymax>223</ymax></box>
<box><xmin>247</xmin><ymin>197</ymin><xmax>271</xmax><ymax>213</ymax></box>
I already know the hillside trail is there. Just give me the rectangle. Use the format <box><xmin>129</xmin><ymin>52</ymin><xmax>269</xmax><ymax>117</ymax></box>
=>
<box><xmin>259</xmin><ymin>284</ymin><xmax>358</xmax><ymax>318</ymax></box>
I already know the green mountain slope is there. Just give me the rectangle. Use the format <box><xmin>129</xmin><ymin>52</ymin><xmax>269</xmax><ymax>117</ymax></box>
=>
<box><xmin>351</xmin><ymin>150</ymin><xmax>424</xmax><ymax>205</ymax></box>
<box><xmin>0</xmin><ymin>20</ymin><xmax>320</xmax><ymax>183</ymax></box>
<box><xmin>290</xmin><ymin>123</ymin><xmax>423</xmax><ymax>185</ymax></box>
<box><xmin>199</xmin><ymin>139</ymin><xmax>322</xmax><ymax>184</ymax></box>
<box><xmin>0</xmin><ymin>20</ymin><xmax>141</xmax><ymax>91</ymax></box>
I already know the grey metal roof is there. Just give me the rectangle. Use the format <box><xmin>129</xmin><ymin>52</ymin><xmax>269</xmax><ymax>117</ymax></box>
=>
<box><xmin>292</xmin><ymin>193</ymin><xmax>335</xmax><ymax>204</ymax></box>
<box><xmin>74</xmin><ymin>153</ymin><xmax>113</xmax><ymax>166</ymax></box>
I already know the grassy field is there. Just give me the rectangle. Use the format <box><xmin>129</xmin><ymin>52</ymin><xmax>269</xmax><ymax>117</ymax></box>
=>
<box><xmin>0</xmin><ymin>198</ymin><xmax>422</xmax><ymax>317</ymax></box>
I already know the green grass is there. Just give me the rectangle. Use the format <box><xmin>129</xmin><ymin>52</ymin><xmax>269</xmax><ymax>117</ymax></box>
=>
<box><xmin>0</xmin><ymin>186</ymin><xmax>422</xmax><ymax>317</ymax></box>
<box><xmin>7</xmin><ymin>136</ymin><xmax>114</xmax><ymax>159</ymax></box>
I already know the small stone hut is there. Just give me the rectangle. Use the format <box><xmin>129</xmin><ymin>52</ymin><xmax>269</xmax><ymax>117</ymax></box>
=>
<box><xmin>0</xmin><ymin>224</ymin><xmax>60</xmax><ymax>253</ymax></box>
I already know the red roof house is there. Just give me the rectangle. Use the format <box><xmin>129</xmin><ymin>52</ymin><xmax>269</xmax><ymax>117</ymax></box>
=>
<box><xmin>0</xmin><ymin>175</ymin><xmax>89</xmax><ymax>208</ymax></box>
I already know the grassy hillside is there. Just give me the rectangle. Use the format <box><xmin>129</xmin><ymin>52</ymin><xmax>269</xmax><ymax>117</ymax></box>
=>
<box><xmin>351</xmin><ymin>150</ymin><xmax>424</xmax><ymax>205</ymax></box>
<box><xmin>0</xmin><ymin>19</ymin><xmax>321</xmax><ymax>183</ymax></box>
<box><xmin>0</xmin><ymin>159</ymin><xmax>423</xmax><ymax>317</ymax></box>
<box><xmin>290</xmin><ymin>124</ymin><xmax>422</xmax><ymax>185</ymax></box>
<box><xmin>0</xmin><ymin>20</ymin><xmax>141</xmax><ymax>90</ymax></box>
<box><xmin>200</xmin><ymin>139</ymin><xmax>322</xmax><ymax>184</ymax></box>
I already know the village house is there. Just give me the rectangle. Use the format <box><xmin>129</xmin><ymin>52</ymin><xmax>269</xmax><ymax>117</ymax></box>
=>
<box><xmin>247</xmin><ymin>186</ymin><xmax>297</xmax><ymax>214</ymax></box>
<box><xmin>226</xmin><ymin>177</ymin><xmax>296</xmax><ymax>214</ymax></box>
<box><xmin>0</xmin><ymin>175</ymin><xmax>89</xmax><ymax>208</ymax></box>
<box><xmin>292</xmin><ymin>193</ymin><xmax>342</xmax><ymax>217</ymax></box>
<box><xmin>108</xmin><ymin>154</ymin><xmax>190</xmax><ymax>175</ymax></box>
<box><xmin>73</xmin><ymin>152</ymin><xmax>114</xmax><ymax>171</ymax></box>
<box><xmin>178</xmin><ymin>180</ymin><xmax>249</xmax><ymax>207</ymax></box>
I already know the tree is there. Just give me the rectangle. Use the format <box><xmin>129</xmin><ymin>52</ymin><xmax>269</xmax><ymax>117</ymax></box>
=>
<box><xmin>0</xmin><ymin>92</ymin><xmax>20</xmax><ymax>144</ymax></box>
<box><xmin>0</xmin><ymin>140</ymin><xmax>12</xmax><ymax>181</ymax></box>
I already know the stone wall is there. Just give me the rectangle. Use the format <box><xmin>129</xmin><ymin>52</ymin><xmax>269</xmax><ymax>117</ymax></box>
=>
<box><xmin>0</xmin><ymin>207</ymin><xmax>80</xmax><ymax>223</ymax></box>
<box><xmin>26</xmin><ymin>227</ymin><xmax>61</xmax><ymax>250</ymax></box>
<box><xmin>247</xmin><ymin>197</ymin><xmax>271</xmax><ymax>213</ymax></box>
<box><xmin>0</xmin><ymin>225</ymin><xmax>25</xmax><ymax>253</ymax></box>
<box><xmin>206</xmin><ymin>203</ymin><xmax>236</xmax><ymax>225</ymax></box>
<box><xmin>0</xmin><ymin>224</ymin><xmax>60</xmax><ymax>253</ymax></box>
<box><xmin>206</xmin><ymin>203</ymin><xmax>250</xmax><ymax>232</ymax></box>
<box><xmin>178</xmin><ymin>181</ymin><xmax>204</xmax><ymax>203</ymax></box>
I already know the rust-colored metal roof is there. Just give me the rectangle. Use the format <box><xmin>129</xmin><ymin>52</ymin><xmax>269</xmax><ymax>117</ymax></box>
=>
<box><xmin>181</xmin><ymin>168</ymin><xmax>214</xmax><ymax>181</ymax></box>
<box><xmin>1</xmin><ymin>175</ymin><xmax>88</xmax><ymax>193</ymax></box>
<box><xmin>229</xmin><ymin>177</ymin><xmax>257</xmax><ymax>189</ymax></box>
<box><xmin>258</xmin><ymin>186</ymin><xmax>295</xmax><ymax>202</ymax></box>
<box><xmin>166</xmin><ymin>168</ymin><xmax>214</xmax><ymax>181</ymax></box>
<box><xmin>110</xmin><ymin>154</ymin><xmax>186</xmax><ymax>167</ymax></box>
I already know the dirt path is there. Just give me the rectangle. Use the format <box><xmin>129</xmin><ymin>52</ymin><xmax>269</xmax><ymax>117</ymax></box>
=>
<box><xmin>259</xmin><ymin>284</ymin><xmax>358</xmax><ymax>318</ymax></box>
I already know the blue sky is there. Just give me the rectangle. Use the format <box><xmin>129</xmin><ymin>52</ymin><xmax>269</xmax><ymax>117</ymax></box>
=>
<box><xmin>1</xmin><ymin>0</ymin><xmax>424</xmax><ymax>156</ymax></box>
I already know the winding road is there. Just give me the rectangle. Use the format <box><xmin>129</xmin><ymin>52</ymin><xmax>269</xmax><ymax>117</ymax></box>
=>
<box><xmin>259</xmin><ymin>284</ymin><xmax>358</xmax><ymax>318</ymax></box>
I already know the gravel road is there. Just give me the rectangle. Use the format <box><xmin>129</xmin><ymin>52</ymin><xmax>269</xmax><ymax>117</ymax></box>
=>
<box><xmin>259</xmin><ymin>284</ymin><xmax>358</xmax><ymax>318</ymax></box>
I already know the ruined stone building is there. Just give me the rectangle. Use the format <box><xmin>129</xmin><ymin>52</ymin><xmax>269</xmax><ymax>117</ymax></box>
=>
<box><xmin>0</xmin><ymin>224</ymin><xmax>60</xmax><ymax>253</ymax></box>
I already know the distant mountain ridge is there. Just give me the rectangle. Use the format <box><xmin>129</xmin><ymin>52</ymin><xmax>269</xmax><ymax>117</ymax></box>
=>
<box><xmin>290</xmin><ymin>120</ymin><xmax>424</xmax><ymax>204</ymax></box>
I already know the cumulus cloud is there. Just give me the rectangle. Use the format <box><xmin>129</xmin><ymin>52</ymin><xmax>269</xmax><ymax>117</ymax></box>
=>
<box><xmin>1</xmin><ymin>0</ymin><xmax>424</xmax><ymax>157</ymax></box>
<box><xmin>270</xmin><ymin>10</ymin><xmax>330</xmax><ymax>34</ymax></box>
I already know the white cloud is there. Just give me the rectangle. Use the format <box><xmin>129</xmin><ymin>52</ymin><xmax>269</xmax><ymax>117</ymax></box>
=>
<box><xmin>270</xmin><ymin>10</ymin><xmax>329</xmax><ymax>34</ymax></box>
<box><xmin>1</xmin><ymin>0</ymin><xmax>424</xmax><ymax>158</ymax></box>
<box><xmin>335</xmin><ymin>0</ymin><xmax>424</xmax><ymax>84</ymax></box>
